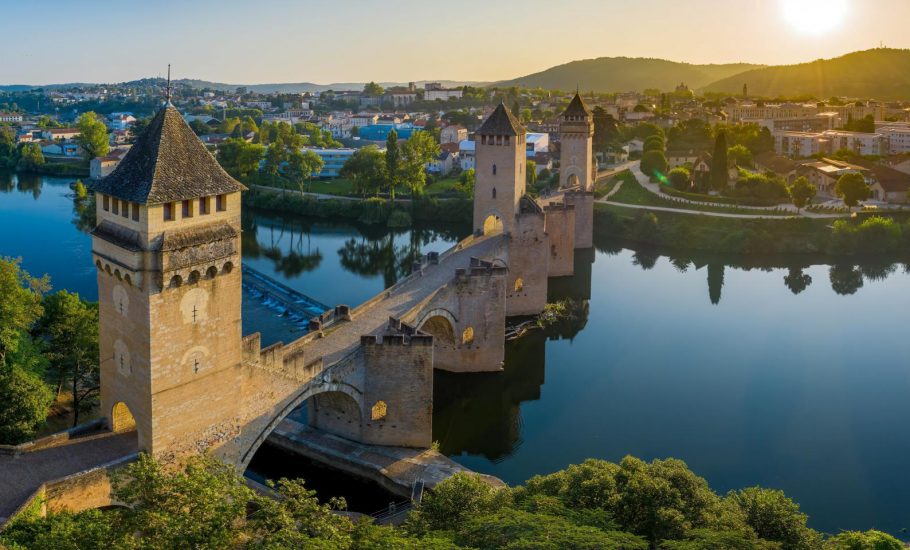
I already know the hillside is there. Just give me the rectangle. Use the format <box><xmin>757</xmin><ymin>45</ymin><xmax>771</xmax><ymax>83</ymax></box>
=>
<box><xmin>702</xmin><ymin>48</ymin><xmax>910</xmax><ymax>99</ymax></box>
<box><xmin>495</xmin><ymin>57</ymin><xmax>763</xmax><ymax>92</ymax></box>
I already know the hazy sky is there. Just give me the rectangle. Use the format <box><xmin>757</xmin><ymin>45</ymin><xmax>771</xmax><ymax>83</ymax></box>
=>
<box><xmin>3</xmin><ymin>0</ymin><xmax>909</xmax><ymax>85</ymax></box>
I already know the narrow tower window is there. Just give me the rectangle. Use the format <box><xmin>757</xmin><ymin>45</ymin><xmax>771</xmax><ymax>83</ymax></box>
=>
<box><xmin>492</xmin><ymin>188</ymin><xmax>497</xmax><ymax>199</ymax></box>
<box><xmin>492</xmin><ymin>164</ymin><xmax>497</xmax><ymax>176</ymax></box>
<box><xmin>164</xmin><ymin>202</ymin><xmax>175</xmax><ymax>221</ymax></box>
<box><xmin>216</xmin><ymin>194</ymin><xmax>226</xmax><ymax>212</ymax></box>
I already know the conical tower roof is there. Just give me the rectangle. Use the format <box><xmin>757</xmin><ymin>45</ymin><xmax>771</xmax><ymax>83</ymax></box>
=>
<box><xmin>92</xmin><ymin>104</ymin><xmax>246</xmax><ymax>205</ymax></box>
<box><xmin>562</xmin><ymin>92</ymin><xmax>592</xmax><ymax>118</ymax></box>
<box><xmin>477</xmin><ymin>102</ymin><xmax>525</xmax><ymax>136</ymax></box>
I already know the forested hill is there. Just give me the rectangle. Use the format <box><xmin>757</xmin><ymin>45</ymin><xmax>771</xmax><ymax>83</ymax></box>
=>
<box><xmin>701</xmin><ymin>48</ymin><xmax>910</xmax><ymax>99</ymax></box>
<box><xmin>494</xmin><ymin>57</ymin><xmax>762</xmax><ymax>92</ymax></box>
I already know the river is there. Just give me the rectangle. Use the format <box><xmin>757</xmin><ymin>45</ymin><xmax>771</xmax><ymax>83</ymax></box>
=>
<box><xmin>3</xmin><ymin>172</ymin><xmax>909</xmax><ymax>537</ymax></box>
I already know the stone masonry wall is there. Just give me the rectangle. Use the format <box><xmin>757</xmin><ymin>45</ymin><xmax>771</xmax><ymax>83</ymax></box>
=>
<box><xmin>544</xmin><ymin>204</ymin><xmax>577</xmax><ymax>277</ymax></box>
<box><xmin>506</xmin><ymin>211</ymin><xmax>550</xmax><ymax>317</ymax></box>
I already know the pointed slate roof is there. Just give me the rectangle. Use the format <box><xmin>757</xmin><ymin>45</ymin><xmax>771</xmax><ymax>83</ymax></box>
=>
<box><xmin>477</xmin><ymin>102</ymin><xmax>525</xmax><ymax>136</ymax></box>
<box><xmin>562</xmin><ymin>93</ymin><xmax>592</xmax><ymax>118</ymax></box>
<box><xmin>91</xmin><ymin>104</ymin><xmax>246</xmax><ymax>205</ymax></box>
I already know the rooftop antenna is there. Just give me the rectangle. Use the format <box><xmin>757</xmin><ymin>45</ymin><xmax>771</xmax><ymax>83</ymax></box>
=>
<box><xmin>165</xmin><ymin>64</ymin><xmax>172</xmax><ymax>105</ymax></box>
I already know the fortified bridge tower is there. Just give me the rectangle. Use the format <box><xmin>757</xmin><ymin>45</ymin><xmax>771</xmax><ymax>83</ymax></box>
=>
<box><xmin>91</xmin><ymin>103</ymin><xmax>247</xmax><ymax>460</ymax></box>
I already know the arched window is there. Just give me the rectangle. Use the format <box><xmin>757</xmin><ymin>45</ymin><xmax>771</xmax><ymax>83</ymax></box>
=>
<box><xmin>371</xmin><ymin>401</ymin><xmax>388</xmax><ymax>421</ymax></box>
<box><xmin>514</xmin><ymin>278</ymin><xmax>524</xmax><ymax>292</ymax></box>
<box><xmin>492</xmin><ymin>188</ymin><xmax>497</xmax><ymax>199</ymax></box>
<box><xmin>462</xmin><ymin>326</ymin><xmax>475</xmax><ymax>345</ymax></box>
<box><xmin>206</xmin><ymin>266</ymin><xmax>218</xmax><ymax>279</ymax></box>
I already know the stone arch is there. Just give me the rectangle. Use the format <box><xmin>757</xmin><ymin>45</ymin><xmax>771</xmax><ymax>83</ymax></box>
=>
<box><xmin>310</xmin><ymin>391</ymin><xmax>363</xmax><ymax>441</ymax></box>
<box><xmin>95</xmin><ymin>260</ymin><xmax>103</xmax><ymax>271</ymax></box>
<box><xmin>482</xmin><ymin>213</ymin><xmax>504</xmax><ymax>235</ymax></box>
<box><xmin>187</xmin><ymin>270</ymin><xmax>201</xmax><ymax>285</ymax></box>
<box><xmin>111</xmin><ymin>401</ymin><xmax>136</xmax><ymax>432</ymax></box>
<box><xmin>462</xmin><ymin>326</ymin><xmax>475</xmax><ymax>345</ymax></box>
<box><xmin>222</xmin><ymin>261</ymin><xmax>234</xmax><ymax>274</ymax></box>
<box><xmin>419</xmin><ymin>314</ymin><xmax>456</xmax><ymax>346</ymax></box>
<box><xmin>238</xmin><ymin>381</ymin><xmax>362</xmax><ymax>470</ymax></box>
<box><xmin>206</xmin><ymin>266</ymin><xmax>218</xmax><ymax>279</ymax></box>
<box><xmin>114</xmin><ymin>269</ymin><xmax>122</xmax><ymax>281</ymax></box>
<box><xmin>104</xmin><ymin>264</ymin><xmax>112</xmax><ymax>275</ymax></box>
<box><xmin>169</xmin><ymin>274</ymin><xmax>183</xmax><ymax>288</ymax></box>
<box><xmin>123</xmin><ymin>274</ymin><xmax>132</xmax><ymax>286</ymax></box>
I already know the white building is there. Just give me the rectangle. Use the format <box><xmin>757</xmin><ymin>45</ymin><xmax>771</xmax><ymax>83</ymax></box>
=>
<box><xmin>440</xmin><ymin>125</ymin><xmax>468</xmax><ymax>144</ymax></box>
<box><xmin>425</xmin><ymin>89</ymin><xmax>464</xmax><ymax>101</ymax></box>
<box><xmin>877</xmin><ymin>122</ymin><xmax>910</xmax><ymax>154</ymax></box>
<box><xmin>458</xmin><ymin>139</ymin><xmax>475</xmax><ymax>170</ymax></box>
<box><xmin>0</xmin><ymin>112</ymin><xmax>24</xmax><ymax>123</ymax></box>
<box><xmin>302</xmin><ymin>148</ymin><xmax>359</xmax><ymax>178</ymax></box>
<box><xmin>774</xmin><ymin>130</ymin><xmax>887</xmax><ymax>158</ymax></box>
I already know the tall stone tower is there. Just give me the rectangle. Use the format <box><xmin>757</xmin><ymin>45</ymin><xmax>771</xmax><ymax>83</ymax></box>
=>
<box><xmin>473</xmin><ymin>102</ymin><xmax>527</xmax><ymax>236</ymax></box>
<box><xmin>558</xmin><ymin>93</ymin><xmax>595</xmax><ymax>249</ymax></box>
<box><xmin>90</xmin><ymin>104</ymin><xmax>247</xmax><ymax>461</ymax></box>
<box><xmin>558</xmin><ymin>93</ymin><xmax>594</xmax><ymax>192</ymax></box>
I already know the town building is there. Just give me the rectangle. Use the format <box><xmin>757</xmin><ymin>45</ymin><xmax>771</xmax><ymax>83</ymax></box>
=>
<box><xmin>728</xmin><ymin>102</ymin><xmax>818</xmax><ymax>123</ymax></box>
<box><xmin>440</xmin><ymin>125</ymin><xmax>468</xmax><ymax>144</ymax></box>
<box><xmin>302</xmin><ymin>148</ymin><xmax>359</xmax><ymax>178</ymax></box>
<box><xmin>798</xmin><ymin>158</ymin><xmax>869</xmax><ymax>198</ymax></box>
<box><xmin>0</xmin><ymin>112</ymin><xmax>24</xmax><ymax>123</ymax></box>
<box><xmin>42</xmin><ymin>128</ymin><xmax>80</xmax><ymax>140</ymax></box>
<box><xmin>876</xmin><ymin>121</ymin><xmax>910</xmax><ymax>154</ymax></box>
<box><xmin>774</xmin><ymin>130</ymin><xmax>887</xmax><ymax>158</ymax></box>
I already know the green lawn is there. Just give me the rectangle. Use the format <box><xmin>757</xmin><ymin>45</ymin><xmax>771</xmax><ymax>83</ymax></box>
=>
<box><xmin>425</xmin><ymin>177</ymin><xmax>460</xmax><ymax>196</ymax></box>
<box><xmin>607</xmin><ymin>170</ymin><xmax>792</xmax><ymax>216</ymax></box>
<box><xmin>301</xmin><ymin>178</ymin><xmax>357</xmax><ymax>196</ymax></box>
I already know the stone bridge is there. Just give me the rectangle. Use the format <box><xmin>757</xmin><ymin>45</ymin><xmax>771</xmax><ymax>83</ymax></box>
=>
<box><xmin>0</xmin><ymin>95</ymin><xmax>599</xmax><ymax>526</ymax></box>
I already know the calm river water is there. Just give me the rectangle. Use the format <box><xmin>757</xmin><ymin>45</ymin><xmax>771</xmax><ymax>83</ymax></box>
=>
<box><xmin>3</xmin><ymin>172</ymin><xmax>909</xmax><ymax>536</ymax></box>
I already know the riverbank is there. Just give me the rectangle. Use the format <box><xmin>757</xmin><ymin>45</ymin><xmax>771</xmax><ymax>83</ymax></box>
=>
<box><xmin>594</xmin><ymin>201</ymin><xmax>910</xmax><ymax>259</ymax></box>
<box><xmin>244</xmin><ymin>186</ymin><xmax>473</xmax><ymax>227</ymax></box>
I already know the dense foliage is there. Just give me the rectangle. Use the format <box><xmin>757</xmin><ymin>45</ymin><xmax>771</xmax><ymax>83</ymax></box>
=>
<box><xmin>1</xmin><ymin>454</ymin><xmax>901</xmax><ymax>549</ymax></box>
<box><xmin>0</xmin><ymin>258</ymin><xmax>100</xmax><ymax>443</ymax></box>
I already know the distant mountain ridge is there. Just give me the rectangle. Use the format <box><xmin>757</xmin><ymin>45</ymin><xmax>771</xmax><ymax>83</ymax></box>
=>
<box><xmin>495</xmin><ymin>57</ymin><xmax>764</xmax><ymax>92</ymax></box>
<box><xmin>4</xmin><ymin>49</ymin><xmax>910</xmax><ymax>99</ymax></box>
<box><xmin>700</xmin><ymin>48</ymin><xmax>910</xmax><ymax>99</ymax></box>
<box><xmin>0</xmin><ymin>79</ymin><xmax>488</xmax><ymax>94</ymax></box>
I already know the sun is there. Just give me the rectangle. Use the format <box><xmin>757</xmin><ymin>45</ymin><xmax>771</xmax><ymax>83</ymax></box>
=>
<box><xmin>779</xmin><ymin>0</ymin><xmax>849</xmax><ymax>35</ymax></box>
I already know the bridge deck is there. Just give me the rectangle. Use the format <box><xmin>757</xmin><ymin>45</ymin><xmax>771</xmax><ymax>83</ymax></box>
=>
<box><xmin>0</xmin><ymin>431</ymin><xmax>138</xmax><ymax>522</ymax></box>
<box><xmin>305</xmin><ymin>233</ymin><xmax>507</xmax><ymax>367</ymax></box>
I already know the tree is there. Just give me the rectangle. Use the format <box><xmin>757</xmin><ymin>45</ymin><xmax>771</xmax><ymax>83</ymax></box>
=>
<box><xmin>0</xmin><ymin>365</ymin><xmax>54</xmax><ymax>444</ymax></box>
<box><xmin>592</xmin><ymin>107</ymin><xmax>619</xmax><ymax>152</ymax></box>
<box><xmin>75</xmin><ymin>111</ymin><xmax>109</xmax><ymax>159</ymax></box>
<box><xmin>668</xmin><ymin>167</ymin><xmax>691</xmax><ymax>190</ymax></box>
<box><xmin>526</xmin><ymin>160</ymin><xmax>537</xmax><ymax>187</ymax></box>
<box><xmin>400</xmin><ymin>130</ymin><xmax>440</xmax><ymax>197</ymax></box>
<box><xmin>643</xmin><ymin>135</ymin><xmax>665</xmax><ymax>153</ymax></box>
<box><xmin>17</xmin><ymin>142</ymin><xmax>45</xmax><ymax>171</ymax></box>
<box><xmin>73</xmin><ymin>180</ymin><xmax>88</xmax><ymax>201</ymax></box>
<box><xmin>824</xmin><ymin>530</ymin><xmax>903</xmax><ymax>550</ymax></box>
<box><xmin>835</xmin><ymin>172</ymin><xmax>871</xmax><ymax>210</ymax></box>
<box><xmin>216</xmin><ymin>138</ymin><xmax>264</xmax><ymax>180</ymax></box>
<box><xmin>788</xmin><ymin>176</ymin><xmax>816</xmax><ymax>213</ymax></box>
<box><xmin>406</xmin><ymin>472</ymin><xmax>509</xmax><ymax>534</ymax></box>
<box><xmin>340</xmin><ymin>145</ymin><xmax>387</xmax><ymax>197</ymax></box>
<box><xmin>35</xmin><ymin>291</ymin><xmax>99</xmax><ymax>426</ymax></box>
<box><xmin>711</xmin><ymin>131</ymin><xmax>729</xmax><ymax>190</ymax></box>
<box><xmin>0</xmin><ymin>257</ymin><xmax>48</xmax><ymax>368</ymax></box>
<box><xmin>641</xmin><ymin>150</ymin><xmax>668</xmax><ymax>180</ymax></box>
<box><xmin>385</xmin><ymin>129</ymin><xmax>401</xmax><ymax>200</ymax></box>
<box><xmin>729</xmin><ymin>487</ymin><xmax>820</xmax><ymax>550</ymax></box>
<box><xmin>262</xmin><ymin>142</ymin><xmax>286</xmax><ymax>178</ymax></box>
<box><xmin>457</xmin><ymin>168</ymin><xmax>475</xmax><ymax>198</ymax></box>
<box><xmin>285</xmin><ymin>149</ymin><xmax>323</xmax><ymax>193</ymax></box>
<box><xmin>363</xmin><ymin>81</ymin><xmax>384</xmax><ymax>97</ymax></box>
<box><xmin>727</xmin><ymin>144</ymin><xmax>753</xmax><ymax>168</ymax></box>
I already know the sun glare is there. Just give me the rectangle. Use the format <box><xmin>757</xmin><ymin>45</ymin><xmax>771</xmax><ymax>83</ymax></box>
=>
<box><xmin>779</xmin><ymin>0</ymin><xmax>848</xmax><ymax>35</ymax></box>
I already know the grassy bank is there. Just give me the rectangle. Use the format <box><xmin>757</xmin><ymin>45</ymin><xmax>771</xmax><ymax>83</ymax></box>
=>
<box><xmin>606</xmin><ymin>170</ymin><xmax>792</xmax><ymax>216</ymax></box>
<box><xmin>244</xmin><ymin>187</ymin><xmax>473</xmax><ymax>227</ymax></box>
<box><xmin>595</xmin><ymin>202</ymin><xmax>910</xmax><ymax>259</ymax></box>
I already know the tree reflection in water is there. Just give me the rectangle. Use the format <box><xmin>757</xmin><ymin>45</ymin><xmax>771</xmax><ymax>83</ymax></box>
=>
<box><xmin>242</xmin><ymin>213</ymin><xmax>323</xmax><ymax>277</ymax></box>
<box><xmin>784</xmin><ymin>266</ymin><xmax>813</xmax><ymax>295</ymax></box>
